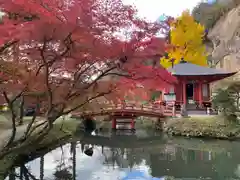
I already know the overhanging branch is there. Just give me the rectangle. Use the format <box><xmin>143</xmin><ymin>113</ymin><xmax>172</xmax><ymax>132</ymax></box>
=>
<box><xmin>62</xmin><ymin>90</ymin><xmax>112</xmax><ymax>115</ymax></box>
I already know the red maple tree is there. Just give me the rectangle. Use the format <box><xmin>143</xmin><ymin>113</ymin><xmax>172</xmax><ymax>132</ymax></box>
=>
<box><xmin>0</xmin><ymin>0</ymin><xmax>176</xmax><ymax>140</ymax></box>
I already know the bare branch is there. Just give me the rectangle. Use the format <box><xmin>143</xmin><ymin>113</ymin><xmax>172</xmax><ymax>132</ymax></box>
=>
<box><xmin>63</xmin><ymin>90</ymin><xmax>112</xmax><ymax>115</ymax></box>
<box><xmin>0</xmin><ymin>40</ymin><xmax>18</xmax><ymax>54</ymax></box>
<box><xmin>22</xmin><ymin>165</ymin><xmax>39</xmax><ymax>180</ymax></box>
<box><xmin>2</xmin><ymin>91</ymin><xmax>17</xmax><ymax>148</ymax></box>
<box><xmin>39</xmin><ymin>37</ymin><xmax>53</xmax><ymax>116</ymax></box>
<box><xmin>26</xmin><ymin>120</ymin><xmax>48</xmax><ymax>138</ymax></box>
<box><xmin>23</xmin><ymin>113</ymin><xmax>37</xmax><ymax>139</ymax></box>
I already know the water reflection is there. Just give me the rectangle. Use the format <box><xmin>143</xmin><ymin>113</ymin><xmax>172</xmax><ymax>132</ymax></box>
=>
<box><xmin>5</xmin><ymin>133</ymin><xmax>240</xmax><ymax>180</ymax></box>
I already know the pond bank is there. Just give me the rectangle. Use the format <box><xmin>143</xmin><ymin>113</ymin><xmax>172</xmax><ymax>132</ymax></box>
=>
<box><xmin>73</xmin><ymin>116</ymin><xmax>240</xmax><ymax>141</ymax></box>
<box><xmin>164</xmin><ymin>116</ymin><xmax>240</xmax><ymax>140</ymax></box>
<box><xmin>0</xmin><ymin>119</ymin><xmax>81</xmax><ymax>178</ymax></box>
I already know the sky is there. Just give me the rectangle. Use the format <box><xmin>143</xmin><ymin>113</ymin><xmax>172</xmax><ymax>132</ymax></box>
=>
<box><xmin>123</xmin><ymin>0</ymin><xmax>202</xmax><ymax>21</ymax></box>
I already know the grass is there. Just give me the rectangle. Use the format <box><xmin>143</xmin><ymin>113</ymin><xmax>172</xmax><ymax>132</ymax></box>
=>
<box><xmin>0</xmin><ymin>119</ymin><xmax>81</xmax><ymax>178</ymax></box>
<box><xmin>164</xmin><ymin>115</ymin><xmax>240</xmax><ymax>140</ymax></box>
<box><xmin>0</xmin><ymin>114</ymin><xmax>45</xmax><ymax>131</ymax></box>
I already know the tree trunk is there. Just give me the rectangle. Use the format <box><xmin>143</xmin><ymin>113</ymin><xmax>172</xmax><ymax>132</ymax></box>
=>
<box><xmin>23</xmin><ymin>114</ymin><xmax>37</xmax><ymax>139</ymax></box>
<box><xmin>20</xmin><ymin>166</ymin><xmax>23</xmax><ymax>180</ymax></box>
<box><xmin>71</xmin><ymin>142</ymin><xmax>76</xmax><ymax>180</ymax></box>
<box><xmin>47</xmin><ymin>109</ymin><xmax>62</xmax><ymax>130</ymax></box>
<box><xmin>47</xmin><ymin>118</ymin><xmax>54</xmax><ymax>130</ymax></box>
<box><xmin>8</xmin><ymin>168</ymin><xmax>16</xmax><ymax>180</ymax></box>
<box><xmin>2</xmin><ymin>92</ymin><xmax>19</xmax><ymax>148</ymax></box>
<box><xmin>40</xmin><ymin>156</ymin><xmax>44</xmax><ymax>180</ymax></box>
<box><xmin>18</xmin><ymin>96</ymin><xmax>25</xmax><ymax>125</ymax></box>
<box><xmin>5</xmin><ymin>112</ymin><xmax>17</xmax><ymax>148</ymax></box>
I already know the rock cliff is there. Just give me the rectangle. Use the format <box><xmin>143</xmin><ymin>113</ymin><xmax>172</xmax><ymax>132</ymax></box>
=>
<box><xmin>207</xmin><ymin>4</ymin><xmax>240</xmax><ymax>76</ymax></box>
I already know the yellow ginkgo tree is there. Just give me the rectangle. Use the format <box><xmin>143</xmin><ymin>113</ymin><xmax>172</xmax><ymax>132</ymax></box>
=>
<box><xmin>161</xmin><ymin>11</ymin><xmax>208</xmax><ymax>68</ymax></box>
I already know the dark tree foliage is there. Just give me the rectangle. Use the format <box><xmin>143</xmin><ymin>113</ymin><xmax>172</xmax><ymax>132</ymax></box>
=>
<box><xmin>192</xmin><ymin>0</ymin><xmax>240</xmax><ymax>30</ymax></box>
<box><xmin>192</xmin><ymin>2</ymin><xmax>230</xmax><ymax>30</ymax></box>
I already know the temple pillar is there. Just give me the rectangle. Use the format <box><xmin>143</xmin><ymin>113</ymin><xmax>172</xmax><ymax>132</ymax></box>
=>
<box><xmin>207</xmin><ymin>83</ymin><xmax>211</xmax><ymax>101</ymax></box>
<box><xmin>112</xmin><ymin>118</ymin><xmax>116</xmax><ymax>130</ymax></box>
<box><xmin>182</xmin><ymin>81</ymin><xmax>186</xmax><ymax>105</ymax></box>
<box><xmin>198</xmin><ymin>81</ymin><xmax>203</xmax><ymax>108</ymax></box>
<box><xmin>181</xmin><ymin>80</ymin><xmax>188</xmax><ymax>117</ymax></box>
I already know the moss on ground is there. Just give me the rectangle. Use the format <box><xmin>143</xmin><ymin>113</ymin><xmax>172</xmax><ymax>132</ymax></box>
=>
<box><xmin>164</xmin><ymin>116</ymin><xmax>240</xmax><ymax>140</ymax></box>
<box><xmin>0</xmin><ymin>120</ymin><xmax>80</xmax><ymax>178</ymax></box>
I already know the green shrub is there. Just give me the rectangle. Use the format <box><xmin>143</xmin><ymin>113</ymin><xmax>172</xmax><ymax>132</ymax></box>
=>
<box><xmin>226</xmin><ymin>81</ymin><xmax>240</xmax><ymax>109</ymax></box>
<box><xmin>212</xmin><ymin>89</ymin><xmax>237</xmax><ymax>121</ymax></box>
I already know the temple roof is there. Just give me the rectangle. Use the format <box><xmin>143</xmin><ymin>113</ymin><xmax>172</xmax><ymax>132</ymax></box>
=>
<box><xmin>167</xmin><ymin>62</ymin><xmax>236</xmax><ymax>76</ymax></box>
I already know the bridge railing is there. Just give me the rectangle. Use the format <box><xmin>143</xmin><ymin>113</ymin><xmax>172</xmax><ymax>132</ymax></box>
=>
<box><xmin>72</xmin><ymin>101</ymin><xmax>178</xmax><ymax>117</ymax></box>
<box><xmin>99</xmin><ymin>102</ymin><xmax>164</xmax><ymax>113</ymax></box>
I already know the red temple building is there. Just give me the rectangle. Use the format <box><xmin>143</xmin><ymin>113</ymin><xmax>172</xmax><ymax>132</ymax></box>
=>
<box><xmin>163</xmin><ymin>61</ymin><xmax>237</xmax><ymax>110</ymax></box>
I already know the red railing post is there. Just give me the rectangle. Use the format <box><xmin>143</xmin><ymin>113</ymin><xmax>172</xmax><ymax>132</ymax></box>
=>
<box><xmin>122</xmin><ymin>100</ymin><xmax>126</xmax><ymax>110</ymax></box>
<box><xmin>112</xmin><ymin>118</ymin><xmax>117</xmax><ymax>130</ymax></box>
<box><xmin>172</xmin><ymin>104</ymin><xmax>176</xmax><ymax>117</ymax></box>
<box><xmin>130</xmin><ymin>118</ymin><xmax>135</xmax><ymax>130</ymax></box>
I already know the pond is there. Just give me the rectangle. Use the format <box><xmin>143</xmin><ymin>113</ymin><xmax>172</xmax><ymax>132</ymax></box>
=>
<box><xmin>4</xmin><ymin>129</ymin><xmax>240</xmax><ymax>180</ymax></box>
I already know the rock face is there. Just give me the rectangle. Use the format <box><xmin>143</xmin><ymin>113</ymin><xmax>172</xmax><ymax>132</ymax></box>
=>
<box><xmin>207</xmin><ymin>4</ymin><xmax>240</xmax><ymax>75</ymax></box>
<box><xmin>207</xmin><ymin>4</ymin><xmax>240</xmax><ymax>89</ymax></box>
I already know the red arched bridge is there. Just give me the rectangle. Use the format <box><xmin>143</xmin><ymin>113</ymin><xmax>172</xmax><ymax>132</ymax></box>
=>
<box><xmin>72</xmin><ymin>103</ymin><xmax>176</xmax><ymax>118</ymax></box>
<box><xmin>71</xmin><ymin>102</ymin><xmax>179</xmax><ymax>131</ymax></box>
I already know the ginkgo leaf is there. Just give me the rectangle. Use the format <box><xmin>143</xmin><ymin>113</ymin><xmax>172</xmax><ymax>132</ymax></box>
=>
<box><xmin>161</xmin><ymin>10</ymin><xmax>208</xmax><ymax>68</ymax></box>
